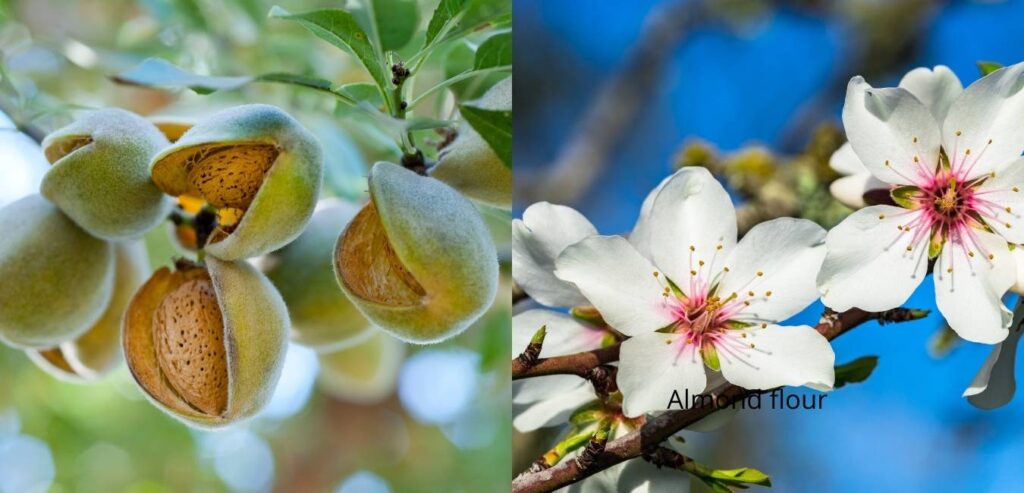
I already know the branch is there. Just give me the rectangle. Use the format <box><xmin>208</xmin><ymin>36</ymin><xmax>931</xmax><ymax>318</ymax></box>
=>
<box><xmin>523</xmin><ymin>0</ymin><xmax>710</xmax><ymax>205</ymax></box>
<box><xmin>513</xmin><ymin>344</ymin><xmax>620</xmax><ymax>380</ymax></box>
<box><xmin>512</xmin><ymin>306</ymin><xmax>927</xmax><ymax>493</ymax></box>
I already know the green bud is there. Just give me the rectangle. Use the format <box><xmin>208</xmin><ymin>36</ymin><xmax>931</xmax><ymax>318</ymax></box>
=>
<box><xmin>334</xmin><ymin>162</ymin><xmax>499</xmax><ymax>344</ymax></box>
<box><xmin>150</xmin><ymin>104</ymin><xmax>323</xmax><ymax>260</ymax></box>
<box><xmin>429</xmin><ymin>77</ymin><xmax>512</xmax><ymax>209</ymax></box>
<box><xmin>41</xmin><ymin>108</ymin><xmax>173</xmax><ymax>240</ymax></box>
<box><xmin>0</xmin><ymin>195</ymin><xmax>115</xmax><ymax>349</ymax></box>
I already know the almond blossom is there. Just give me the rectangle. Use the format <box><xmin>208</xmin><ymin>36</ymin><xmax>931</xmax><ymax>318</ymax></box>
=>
<box><xmin>818</xmin><ymin>63</ymin><xmax>1024</xmax><ymax>344</ymax></box>
<box><xmin>554</xmin><ymin>167</ymin><xmax>835</xmax><ymax>417</ymax></box>
<box><xmin>828</xmin><ymin>66</ymin><xmax>964</xmax><ymax>209</ymax></box>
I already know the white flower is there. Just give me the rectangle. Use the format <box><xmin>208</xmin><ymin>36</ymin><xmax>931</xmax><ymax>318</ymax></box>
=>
<box><xmin>512</xmin><ymin>178</ymin><xmax>670</xmax><ymax>308</ymax></box>
<box><xmin>818</xmin><ymin>63</ymin><xmax>1024</xmax><ymax>344</ymax></box>
<box><xmin>963</xmin><ymin>297</ymin><xmax>1024</xmax><ymax>409</ymax></box>
<box><xmin>829</xmin><ymin>66</ymin><xmax>962</xmax><ymax>209</ymax></box>
<box><xmin>511</xmin><ymin>309</ymin><xmax>612</xmax><ymax>432</ymax></box>
<box><xmin>554</xmin><ymin>167</ymin><xmax>835</xmax><ymax>417</ymax></box>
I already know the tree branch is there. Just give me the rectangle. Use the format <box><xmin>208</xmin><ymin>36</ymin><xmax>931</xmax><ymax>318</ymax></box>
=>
<box><xmin>512</xmin><ymin>306</ymin><xmax>927</xmax><ymax>493</ymax></box>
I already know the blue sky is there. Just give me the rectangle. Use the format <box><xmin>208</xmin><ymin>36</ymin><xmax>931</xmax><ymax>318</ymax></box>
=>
<box><xmin>515</xmin><ymin>1</ymin><xmax>1024</xmax><ymax>491</ymax></box>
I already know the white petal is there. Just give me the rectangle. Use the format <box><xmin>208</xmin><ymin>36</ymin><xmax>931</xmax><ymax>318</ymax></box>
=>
<box><xmin>555</xmin><ymin>236</ymin><xmax>677</xmax><ymax>337</ymax></box>
<box><xmin>829</xmin><ymin>142</ymin><xmax>867</xmax><ymax>176</ymax></box>
<box><xmin>513</xmin><ymin>381</ymin><xmax>596</xmax><ymax>432</ymax></box>
<box><xmin>842</xmin><ymin>76</ymin><xmax>941</xmax><ymax>186</ymax></box>
<box><xmin>974</xmin><ymin>157</ymin><xmax>1024</xmax><ymax>244</ymax></box>
<box><xmin>628</xmin><ymin>175</ymin><xmax>671</xmax><ymax>259</ymax></box>
<box><xmin>818</xmin><ymin>205</ymin><xmax>929</xmax><ymax>311</ymax></box>
<box><xmin>617</xmin><ymin>331</ymin><xmax>707</xmax><ymax>418</ymax></box>
<box><xmin>829</xmin><ymin>174</ymin><xmax>889</xmax><ymax>210</ymax></box>
<box><xmin>512</xmin><ymin>202</ymin><xmax>597</xmax><ymax>307</ymax></box>
<box><xmin>934</xmin><ymin>230</ymin><xmax>1014</xmax><ymax>343</ymax></box>
<box><xmin>717</xmin><ymin>324</ymin><xmax>835</xmax><ymax>390</ymax></box>
<box><xmin>613</xmin><ymin>458</ymin><xmax>690</xmax><ymax>493</ymax></box>
<box><xmin>646</xmin><ymin>167</ymin><xmax>737</xmax><ymax>294</ymax></box>
<box><xmin>511</xmin><ymin>309</ymin><xmax>608</xmax><ymax>359</ymax></box>
<box><xmin>942</xmin><ymin>62</ymin><xmax>1024</xmax><ymax>180</ymax></box>
<box><xmin>513</xmin><ymin>374</ymin><xmax>586</xmax><ymax>404</ymax></box>
<box><xmin>1011</xmin><ymin>246</ymin><xmax>1024</xmax><ymax>296</ymax></box>
<box><xmin>963</xmin><ymin>300</ymin><xmax>1023</xmax><ymax>409</ymax></box>
<box><xmin>898</xmin><ymin>65</ymin><xmax>963</xmax><ymax>122</ymax></box>
<box><xmin>717</xmin><ymin>218</ymin><xmax>826</xmax><ymax>324</ymax></box>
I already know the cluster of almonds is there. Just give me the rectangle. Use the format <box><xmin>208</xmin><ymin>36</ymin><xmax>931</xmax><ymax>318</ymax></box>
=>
<box><xmin>0</xmin><ymin>79</ymin><xmax>508</xmax><ymax>427</ymax></box>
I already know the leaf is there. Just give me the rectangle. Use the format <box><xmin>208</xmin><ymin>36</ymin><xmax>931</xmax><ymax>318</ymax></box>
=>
<box><xmin>425</xmin><ymin>0</ymin><xmax>466</xmax><ymax>47</ymax></box>
<box><xmin>268</xmin><ymin>6</ymin><xmax>389</xmax><ymax>93</ymax></box>
<box><xmin>833</xmin><ymin>356</ymin><xmax>879</xmax><ymax>389</ymax></box>
<box><xmin>112</xmin><ymin>58</ymin><xmax>352</xmax><ymax>103</ymax></box>
<box><xmin>708</xmin><ymin>467</ymin><xmax>772</xmax><ymax>487</ymax></box>
<box><xmin>978</xmin><ymin>61</ymin><xmax>1003</xmax><ymax>76</ymax></box>
<box><xmin>336</xmin><ymin>82</ymin><xmax>385</xmax><ymax>115</ymax></box>
<box><xmin>112</xmin><ymin>58</ymin><xmax>252</xmax><ymax>94</ymax></box>
<box><xmin>367</xmin><ymin>0</ymin><xmax>419</xmax><ymax>51</ymax></box>
<box><xmin>460</xmin><ymin>104</ymin><xmax>511</xmax><ymax>167</ymax></box>
<box><xmin>474</xmin><ymin>30</ymin><xmax>511</xmax><ymax>70</ymax></box>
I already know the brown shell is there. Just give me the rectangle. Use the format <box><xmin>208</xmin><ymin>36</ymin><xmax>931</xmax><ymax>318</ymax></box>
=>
<box><xmin>335</xmin><ymin>202</ymin><xmax>426</xmax><ymax>307</ymax></box>
<box><xmin>124</xmin><ymin>263</ymin><xmax>224</xmax><ymax>418</ymax></box>
<box><xmin>152</xmin><ymin>278</ymin><xmax>229</xmax><ymax>415</ymax></box>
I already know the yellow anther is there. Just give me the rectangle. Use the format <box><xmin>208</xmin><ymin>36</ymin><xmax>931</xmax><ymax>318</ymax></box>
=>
<box><xmin>749</xmin><ymin>343</ymin><xmax>755</xmax><ymax>349</ymax></box>
<box><xmin>690</xmin><ymin>270</ymin><xmax>697</xmax><ymax>276</ymax></box>
<box><xmin>765</xmin><ymin>290</ymin><xmax>772</xmax><ymax>297</ymax></box>
<box><xmin>698</xmin><ymin>260</ymin><xmax>705</xmax><ymax>266</ymax></box>
<box><xmin>756</xmin><ymin>271</ymin><xmax>763</xmax><ymax>277</ymax></box>
<box><xmin>723</xmin><ymin>267</ymin><xmax>730</xmax><ymax>273</ymax></box>
<box><xmin>913</xmin><ymin>136</ymin><xmax>918</xmax><ymax>143</ymax></box>
<box><xmin>689</xmin><ymin>245</ymin><xmax>696</xmax><ymax>252</ymax></box>
<box><xmin>1006</xmin><ymin>223</ymin><xmax>1013</xmax><ymax>229</ymax></box>
<box><xmin>906</xmin><ymin>245</ymin><xmax>913</xmax><ymax>252</ymax></box>
<box><xmin>652</xmin><ymin>271</ymin><xmax>659</xmax><ymax>277</ymax></box>
<box><xmin>747</xmin><ymin>290</ymin><xmax>755</xmax><ymax>297</ymax></box>
<box><xmin>879</xmin><ymin>214</ymin><xmax>886</xmax><ymax>220</ymax></box>
<box><xmin>760</xmin><ymin>323</ymin><xmax>767</xmax><ymax>328</ymax></box>
<box><xmin>913</xmin><ymin>155</ymin><xmax>919</xmax><ymax>163</ymax></box>
<box><xmin>956</xmin><ymin>130</ymin><xmax>962</xmax><ymax>136</ymax></box>
<box><xmin>1007</xmin><ymin>207</ymin><xmax>1013</xmax><ymax>213</ymax></box>
<box><xmin>989</xmin><ymin>254</ymin><xmax>995</xmax><ymax>260</ymax></box>
<box><xmin>716</xmin><ymin>244</ymin><xmax>723</xmax><ymax>250</ymax></box>
<box><xmin>884</xmin><ymin>160</ymin><xmax>891</xmax><ymax>167</ymax></box>
<box><xmin>988</xmin><ymin>138</ymin><xmax>994</xmax><ymax>144</ymax></box>
<box><xmin>1015</xmin><ymin>187</ymin><xmax>1021</xmax><ymax>193</ymax></box>
<box><xmin>968</xmin><ymin>251</ymin><xmax>975</xmax><ymax>257</ymax></box>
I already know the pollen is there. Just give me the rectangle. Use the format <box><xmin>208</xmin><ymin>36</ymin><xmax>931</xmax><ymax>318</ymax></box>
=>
<box><xmin>749</xmin><ymin>343</ymin><xmax>755</xmax><ymax>349</ymax></box>
<box><xmin>988</xmin><ymin>138</ymin><xmax>994</xmax><ymax>144</ymax></box>
<box><xmin>698</xmin><ymin>260</ymin><xmax>705</xmax><ymax>266</ymax></box>
<box><xmin>747</xmin><ymin>290</ymin><xmax>755</xmax><ymax>297</ymax></box>
<box><xmin>947</xmin><ymin>267</ymin><xmax>953</xmax><ymax>273</ymax></box>
<box><xmin>743</xmin><ymin>301</ymin><xmax>750</xmax><ymax>306</ymax></box>
<box><xmin>879</xmin><ymin>214</ymin><xmax>886</xmax><ymax>220</ymax></box>
<box><xmin>913</xmin><ymin>155</ymin><xmax>919</xmax><ymax>163</ymax></box>
<box><xmin>690</xmin><ymin>270</ymin><xmax>697</xmax><ymax>276</ymax></box>
<box><xmin>913</xmin><ymin>136</ymin><xmax>918</xmax><ymax>143</ymax></box>
<box><xmin>741</xmin><ymin>333</ymin><xmax>747</xmax><ymax>338</ymax></box>
<box><xmin>716</xmin><ymin>244</ymin><xmax>723</xmax><ymax>250</ymax></box>
<box><xmin>765</xmin><ymin>290</ymin><xmax>772</xmax><ymax>297</ymax></box>
<box><xmin>965</xmin><ymin>149</ymin><xmax>972</xmax><ymax>156</ymax></box>
<box><xmin>689</xmin><ymin>245</ymin><xmax>696</xmax><ymax>252</ymax></box>
<box><xmin>756</xmin><ymin>271</ymin><xmax>763</xmax><ymax>277</ymax></box>
<box><xmin>1007</xmin><ymin>207</ymin><xmax>1013</xmax><ymax>213</ymax></box>
<box><xmin>968</xmin><ymin>251</ymin><xmax>975</xmax><ymax>257</ymax></box>
<box><xmin>956</xmin><ymin>130</ymin><xmax>962</xmax><ymax>136</ymax></box>
<box><xmin>665</xmin><ymin>339</ymin><xmax>672</xmax><ymax>345</ymax></box>
<box><xmin>723</xmin><ymin>267</ymin><xmax>730</xmax><ymax>273</ymax></box>
<box><xmin>989</xmin><ymin>254</ymin><xmax>995</xmax><ymax>260</ymax></box>
<box><xmin>1006</xmin><ymin>223</ymin><xmax>1013</xmax><ymax>229</ymax></box>
<box><xmin>1015</xmin><ymin>187</ymin><xmax>1021</xmax><ymax>193</ymax></box>
<box><xmin>884</xmin><ymin>160</ymin><xmax>891</xmax><ymax>167</ymax></box>
<box><xmin>906</xmin><ymin>245</ymin><xmax>912</xmax><ymax>252</ymax></box>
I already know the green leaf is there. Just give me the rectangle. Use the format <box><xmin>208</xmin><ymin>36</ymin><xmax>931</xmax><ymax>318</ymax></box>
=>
<box><xmin>928</xmin><ymin>325</ymin><xmax>961</xmax><ymax>358</ymax></box>
<box><xmin>460</xmin><ymin>104</ymin><xmax>511</xmax><ymax>167</ymax></box>
<box><xmin>112</xmin><ymin>57</ymin><xmax>252</xmax><ymax>94</ymax></box>
<box><xmin>425</xmin><ymin>0</ymin><xmax>466</xmax><ymax>47</ymax></box>
<box><xmin>112</xmin><ymin>58</ymin><xmax>353</xmax><ymax>103</ymax></box>
<box><xmin>367</xmin><ymin>0</ymin><xmax>419</xmax><ymax>51</ymax></box>
<box><xmin>833</xmin><ymin>355</ymin><xmax>879</xmax><ymax>389</ymax></box>
<box><xmin>474</xmin><ymin>30</ymin><xmax>511</xmax><ymax>69</ymax></box>
<box><xmin>336</xmin><ymin>82</ymin><xmax>385</xmax><ymax>114</ymax></box>
<box><xmin>708</xmin><ymin>467</ymin><xmax>772</xmax><ymax>487</ymax></box>
<box><xmin>268</xmin><ymin>6</ymin><xmax>389</xmax><ymax>94</ymax></box>
<box><xmin>978</xmin><ymin>61</ymin><xmax>1003</xmax><ymax>76</ymax></box>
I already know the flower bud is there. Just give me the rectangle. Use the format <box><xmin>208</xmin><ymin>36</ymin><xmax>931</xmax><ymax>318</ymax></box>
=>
<box><xmin>123</xmin><ymin>257</ymin><xmax>288</xmax><ymax>428</ymax></box>
<box><xmin>150</xmin><ymin>104</ymin><xmax>323</xmax><ymax>260</ymax></box>
<box><xmin>429</xmin><ymin>77</ymin><xmax>512</xmax><ymax>209</ymax></box>
<box><xmin>27</xmin><ymin>241</ymin><xmax>149</xmax><ymax>382</ymax></box>
<box><xmin>0</xmin><ymin>195</ymin><xmax>115</xmax><ymax>349</ymax></box>
<box><xmin>264</xmin><ymin>199</ymin><xmax>373</xmax><ymax>352</ymax></box>
<box><xmin>41</xmin><ymin>108</ymin><xmax>173</xmax><ymax>240</ymax></box>
<box><xmin>334</xmin><ymin>162</ymin><xmax>498</xmax><ymax>343</ymax></box>
<box><xmin>317</xmin><ymin>330</ymin><xmax>405</xmax><ymax>404</ymax></box>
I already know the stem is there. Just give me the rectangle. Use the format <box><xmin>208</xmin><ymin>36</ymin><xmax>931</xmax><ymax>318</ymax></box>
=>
<box><xmin>511</xmin><ymin>307</ymin><xmax>928</xmax><ymax>493</ymax></box>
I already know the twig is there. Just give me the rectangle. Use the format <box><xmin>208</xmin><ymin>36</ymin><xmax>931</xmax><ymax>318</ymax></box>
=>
<box><xmin>512</xmin><ymin>345</ymin><xmax>620</xmax><ymax>380</ymax></box>
<box><xmin>526</xmin><ymin>0</ymin><xmax>710</xmax><ymax>205</ymax></box>
<box><xmin>511</xmin><ymin>306</ymin><xmax>927</xmax><ymax>493</ymax></box>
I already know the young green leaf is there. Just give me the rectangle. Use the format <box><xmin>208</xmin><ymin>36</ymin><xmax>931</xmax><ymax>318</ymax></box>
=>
<box><xmin>367</xmin><ymin>0</ymin><xmax>419</xmax><ymax>51</ymax></box>
<box><xmin>474</xmin><ymin>30</ymin><xmax>511</xmax><ymax>69</ymax></box>
<box><xmin>336</xmin><ymin>82</ymin><xmax>386</xmax><ymax>114</ymax></box>
<box><xmin>425</xmin><ymin>0</ymin><xmax>467</xmax><ymax>47</ymax></box>
<box><xmin>977</xmin><ymin>61</ymin><xmax>1004</xmax><ymax>76</ymax></box>
<box><xmin>268</xmin><ymin>6</ymin><xmax>389</xmax><ymax>94</ymax></box>
<box><xmin>833</xmin><ymin>355</ymin><xmax>879</xmax><ymax>389</ymax></box>
<box><xmin>459</xmin><ymin>104</ymin><xmax>511</xmax><ymax>167</ymax></box>
<box><xmin>112</xmin><ymin>58</ymin><xmax>252</xmax><ymax>94</ymax></box>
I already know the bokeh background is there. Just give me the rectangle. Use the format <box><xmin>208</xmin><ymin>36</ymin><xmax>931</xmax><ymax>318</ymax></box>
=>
<box><xmin>514</xmin><ymin>1</ymin><xmax>1024</xmax><ymax>492</ymax></box>
<box><xmin>0</xmin><ymin>1</ymin><xmax>511</xmax><ymax>492</ymax></box>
